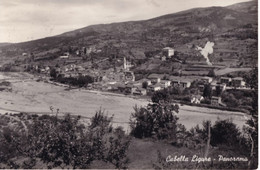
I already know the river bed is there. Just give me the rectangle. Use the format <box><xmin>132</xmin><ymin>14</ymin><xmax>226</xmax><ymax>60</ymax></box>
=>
<box><xmin>0</xmin><ymin>72</ymin><xmax>248</xmax><ymax>131</ymax></box>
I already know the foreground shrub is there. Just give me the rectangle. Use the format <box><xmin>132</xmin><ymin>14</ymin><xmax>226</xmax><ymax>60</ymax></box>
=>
<box><xmin>0</xmin><ymin>110</ymin><xmax>130</xmax><ymax>169</ymax></box>
<box><xmin>211</xmin><ymin>119</ymin><xmax>241</xmax><ymax>147</ymax></box>
<box><xmin>130</xmin><ymin>101</ymin><xmax>179</xmax><ymax>143</ymax></box>
<box><xmin>153</xmin><ymin>119</ymin><xmax>251</xmax><ymax>169</ymax></box>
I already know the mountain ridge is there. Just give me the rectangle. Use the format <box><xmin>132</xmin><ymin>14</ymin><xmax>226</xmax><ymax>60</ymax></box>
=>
<box><xmin>0</xmin><ymin>0</ymin><xmax>257</xmax><ymax>68</ymax></box>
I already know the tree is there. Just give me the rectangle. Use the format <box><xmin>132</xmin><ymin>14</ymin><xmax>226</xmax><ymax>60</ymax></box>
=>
<box><xmin>211</xmin><ymin>119</ymin><xmax>241</xmax><ymax>147</ymax></box>
<box><xmin>151</xmin><ymin>89</ymin><xmax>171</xmax><ymax>104</ymax></box>
<box><xmin>0</xmin><ymin>111</ymin><xmax>130</xmax><ymax>169</ymax></box>
<box><xmin>203</xmin><ymin>84</ymin><xmax>212</xmax><ymax>99</ymax></box>
<box><xmin>215</xmin><ymin>85</ymin><xmax>222</xmax><ymax>96</ymax></box>
<box><xmin>207</xmin><ymin>69</ymin><xmax>216</xmax><ymax>77</ymax></box>
<box><xmin>130</xmin><ymin>90</ymin><xmax>179</xmax><ymax>143</ymax></box>
<box><xmin>244</xmin><ymin>67</ymin><xmax>258</xmax><ymax>168</ymax></box>
<box><xmin>142</xmin><ymin>81</ymin><xmax>148</xmax><ymax>89</ymax></box>
<box><xmin>221</xmin><ymin>92</ymin><xmax>239</xmax><ymax>107</ymax></box>
<box><xmin>50</xmin><ymin>68</ymin><xmax>57</xmax><ymax>78</ymax></box>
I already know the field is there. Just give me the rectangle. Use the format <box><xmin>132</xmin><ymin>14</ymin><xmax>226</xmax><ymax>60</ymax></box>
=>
<box><xmin>215</xmin><ymin>67</ymin><xmax>252</xmax><ymax>76</ymax></box>
<box><xmin>0</xmin><ymin>72</ymin><xmax>248</xmax><ymax>131</ymax></box>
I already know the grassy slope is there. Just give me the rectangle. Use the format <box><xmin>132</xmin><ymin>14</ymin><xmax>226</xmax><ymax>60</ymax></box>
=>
<box><xmin>127</xmin><ymin>138</ymin><xmax>249</xmax><ymax>169</ymax></box>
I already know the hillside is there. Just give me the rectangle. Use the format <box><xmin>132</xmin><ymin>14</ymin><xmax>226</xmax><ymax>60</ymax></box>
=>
<box><xmin>227</xmin><ymin>0</ymin><xmax>257</xmax><ymax>14</ymax></box>
<box><xmin>0</xmin><ymin>43</ymin><xmax>12</xmax><ymax>47</ymax></box>
<box><xmin>0</xmin><ymin>0</ymin><xmax>257</xmax><ymax>70</ymax></box>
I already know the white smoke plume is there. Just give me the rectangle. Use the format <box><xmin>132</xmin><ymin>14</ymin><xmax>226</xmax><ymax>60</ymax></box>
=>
<box><xmin>196</xmin><ymin>41</ymin><xmax>214</xmax><ymax>65</ymax></box>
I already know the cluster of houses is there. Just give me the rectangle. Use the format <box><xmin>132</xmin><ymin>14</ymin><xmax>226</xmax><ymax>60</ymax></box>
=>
<box><xmin>194</xmin><ymin>76</ymin><xmax>246</xmax><ymax>106</ymax></box>
<box><xmin>219</xmin><ymin>77</ymin><xmax>246</xmax><ymax>87</ymax></box>
<box><xmin>101</xmin><ymin>73</ymin><xmax>191</xmax><ymax>96</ymax></box>
<box><xmin>24</xmin><ymin>45</ymin><xmax>248</xmax><ymax>109</ymax></box>
<box><xmin>154</xmin><ymin>47</ymin><xmax>175</xmax><ymax>61</ymax></box>
<box><xmin>59</xmin><ymin>46</ymin><xmax>102</xmax><ymax>59</ymax></box>
<box><xmin>75</xmin><ymin>46</ymin><xmax>101</xmax><ymax>56</ymax></box>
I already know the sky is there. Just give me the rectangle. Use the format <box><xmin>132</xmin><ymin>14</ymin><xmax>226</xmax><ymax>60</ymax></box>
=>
<box><xmin>0</xmin><ymin>0</ymin><xmax>253</xmax><ymax>43</ymax></box>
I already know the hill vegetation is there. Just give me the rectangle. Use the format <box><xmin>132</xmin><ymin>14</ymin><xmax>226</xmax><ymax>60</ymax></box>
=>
<box><xmin>0</xmin><ymin>1</ymin><xmax>257</xmax><ymax>70</ymax></box>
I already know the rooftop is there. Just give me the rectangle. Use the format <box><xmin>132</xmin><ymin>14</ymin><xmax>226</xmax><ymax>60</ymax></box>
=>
<box><xmin>211</xmin><ymin>96</ymin><xmax>220</xmax><ymax>100</ymax></box>
<box><xmin>201</xmin><ymin>76</ymin><xmax>213</xmax><ymax>80</ymax></box>
<box><xmin>148</xmin><ymin>74</ymin><xmax>164</xmax><ymax>79</ymax></box>
<box><xmin>233</xmin><ymin>77</ymin><xmax>244</xmax><ymax>81</ymax></box>
<box><xmin>220</xmin><ymin>77</ymin><xmax>231</xmax><ymax>79</ymax></box>
<box><xmin>163</xmin><ymin>47</ymin><xmax>174</xmax><ymax>50</ymax></box>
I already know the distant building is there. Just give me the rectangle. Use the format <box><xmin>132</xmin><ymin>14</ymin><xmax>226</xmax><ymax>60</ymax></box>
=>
<box><xmin>161</xmin><ymin>56</ymin><xmax>167</xmax><ymax>61</ymax></box>
<box><xmin>216</xmin><ymin>83</ymin><xmax>226</xmax><ymax>92</ymax></box>
<box><xmin>162</xmin><ymin>47</ymin><xmax>174</xmax><ymax>58</ymax></box>
<box><xmin>125</xmin><ymin>84</ymin><xmax>136</xmax><ymax>94</ymax></box>
<box><xmin>160</xmin><ymin>80</ymin><xmax>171</xmax><ymax>88</ymax></box>
<box><xmin>123</xmin><ymin>57</ymin><xmax>133</xmax><ymax>71</ymax></box>
<box><xmin>191</xmin><ymin>95</ymin><xmax>204</xmax><ymax>104</ymax></box>
<box><xmin>171</xmin><ymin>79</ymin><xmax>191</xmax><ymax>89</ymax></box>
<box><xmin>201</xmin><ymin>76</ymin><xmax>213</xmax><ymax>83</ymax></box>
<box><xmin>139</xmin><ymin>79</ymin><xmax>152</xmax><ymax>86</ymax></box>
<box><xmin>60</xmin><ymin>52</ymin><xmax>70</xmax><ymax>59</ymax></box>
<box><xmin>124</xmin><ymin>71</ymin><xmax>135</xmax><ymax>82</ymax></box>
<box><xmin>220</xmin><ymin>77</ymin><xmax>232</xmax><ymax>85</ymax></box>
<box><xmin>147</xmin><ymin>84</ymin><xmax>161</xmax><ymax>93</ymax></box>
<box><xmin>211</xmin><ymin>96</ymin><xmax>222</xmax><ymax>106</ymax></box>
<box><xmin>148</xmin><ymin>74</ymin><xmax>161</xmax><ymax>84</ymax></box>
<box><xmin>172</xmin><ymin>80</ymin><xmax>180</xmax><ymax>87</ymax></box>
<box><xmin>60</xmin><ymin>55</ymin><xmax>69</xmax><ymax>59</ymax></box>
<box><xmin>133</xmin><ymin>88</ymin><xmax>147</xmax><ymax>96</ymax></box>
<box><xmin>232</xmin><ymin>77</ymin><xmax>246</xmax><ymax>87</ymax></box>
<box><xmin>179</xmin><ymin>80</ymin><xmax>191</xmax><ymax>88</ymax></box>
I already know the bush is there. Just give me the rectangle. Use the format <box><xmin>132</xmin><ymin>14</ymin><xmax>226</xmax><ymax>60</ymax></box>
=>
<box><xmin>56</xmin><ymin>76</ymin><xmax>94</xmax><ymax>87</ymax></box>
<box><xmin>151</xmin><ymin>89</ymin><xmax>171</xmax><ymax>103</ymax></box>
<box><xmin>0</xmin><ymin>127</ymin><xmax>22</xmax><ymax>162</ymax></box>
<box><xmin>130</xmin><ymin>90</ymin><xmax>180</xmax><ymax>143</ymax></box>
<box><xmin>201</xmin><ymin>98</ymin><xmax>211</xmax><ymax>104</ymax></box>
<box><xmin>130</xmin><ymin>100</ymin><xmax>179</xmax><ymax>143</ymax></box>
<box><xmin>207</xmin><ymin>69</ymin><xmax>216</xmax><ymax>77</ymax></box>
<box><xmin>0</xmin><ymin>110</ymin><xmax>130</xmax><ymax>169</ymax></box>
<box><xmin>211</xmin><ymin>119</ymin><xmax>241</xmax><ymax>147</ymax></box>
<box><xmin>221</xmin><ymin>92</ymin><xmax>239</xmax><ymax>107</ymax></box>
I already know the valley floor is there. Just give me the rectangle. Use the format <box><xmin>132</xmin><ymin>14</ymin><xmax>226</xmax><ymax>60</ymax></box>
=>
<box><xmin>0</xmin><ymin>72</ymin><xmax>248</xmax><ymax>130</ymax></box>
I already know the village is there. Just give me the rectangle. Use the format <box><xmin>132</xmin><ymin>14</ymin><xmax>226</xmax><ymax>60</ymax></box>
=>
<box><xmin>16</xmin><ymin>45</ymin><xmax>250</xmax><ymax>111</ymax></box>
<box><xmin>0</xmin><ymin>0</ymin><xmax>257</xmax><ymax>168</ymax></box>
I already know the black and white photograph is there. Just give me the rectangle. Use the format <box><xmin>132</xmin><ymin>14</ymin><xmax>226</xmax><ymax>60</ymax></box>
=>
<box><xmin>0</xmin><ymin>0</ymin><xmax>258</xmax><ymax>169</ymax></box>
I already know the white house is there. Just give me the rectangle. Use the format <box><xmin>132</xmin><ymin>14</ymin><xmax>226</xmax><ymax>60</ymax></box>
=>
<box><xmin>160</xmin><ymin>80</ymin><xmax>171</xmax><ymax>88</ymax></box>
<box><xmin>201</xmin><ymin>76</ymin><xmax>213</xmax><ymax>83</ymax></box>
<box><xmin>232</xmin><ymin>77</ymin><xmax>246</xmax><ymax>87</ymax></box>
<box><xmin>191</xmin><ymin>95</ymin><xmax>204</xmax><ymax>104</ymax></box>
<box><xmin>147</xmin><ymin>84</ymin><xmax>161</xmax><ymax>92</ymax></box>
<box><xmin>179</xmin><ymin>80</ymin><xmax>191</xmax><ymax>88</ymax></box>
<box><xmin>162</xmin><ymin>47</ymin><xmax>174</xmax><ymax>58</ymax></box>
